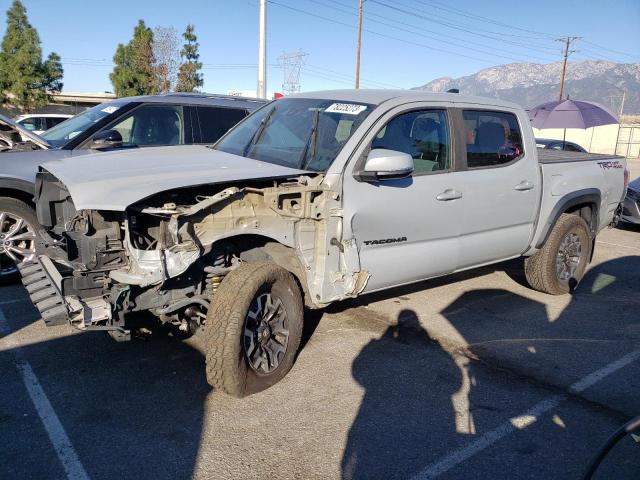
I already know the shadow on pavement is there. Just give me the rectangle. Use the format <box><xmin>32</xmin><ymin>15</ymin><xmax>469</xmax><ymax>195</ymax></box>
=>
<box><xmin>342</xmin><ymin>255</ymin><xmax>640</xmax><ymax>479</ymax></box>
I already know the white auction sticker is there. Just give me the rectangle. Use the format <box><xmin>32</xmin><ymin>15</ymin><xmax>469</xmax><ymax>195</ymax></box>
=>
<box><xmin>325</xmin><ymin>103</ymin><xmax>367</xmax><ymax>115</ymax></box>
<box><xmin>101</xmin><ymin>106</ymin><xmax>119</xmax><ymax>114</ymax></box>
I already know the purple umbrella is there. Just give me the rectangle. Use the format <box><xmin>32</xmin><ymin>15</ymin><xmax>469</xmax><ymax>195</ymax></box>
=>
<box><xmin>528</xmin><ymin>100</ymin><xmax>619</xmax><ymax>151</ymax></box>
<box><xmin>528</xmin><ymin>99</ymin><xmax>619</xmax><ymax>129</ymax></box>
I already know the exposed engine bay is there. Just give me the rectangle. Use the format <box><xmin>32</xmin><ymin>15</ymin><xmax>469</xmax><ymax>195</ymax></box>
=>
<box><xmin>30</xmin><ymin>169</ymin><xmax>368</xmax><ymax>339</ymax></box>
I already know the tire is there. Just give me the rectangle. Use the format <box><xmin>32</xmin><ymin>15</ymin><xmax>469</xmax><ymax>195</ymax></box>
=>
<box><xmin>204</xmin><ymin>262</ymin><xmax>304</xmax><ymax>397</ymax></box>
<box><xmin>0</xmin><ymin>197</ymin><xmax>38</xmax><ymax>285</ymax></box>
<box><xmin>524</xmin><ymin>213</ymin><xmax>591</xmax><ymax>295</ymax></box>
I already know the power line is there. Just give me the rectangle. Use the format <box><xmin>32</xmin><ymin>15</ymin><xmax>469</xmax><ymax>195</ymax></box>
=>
<box><xmin>305</xmin><ymin>63</ymin><xmax>402</xmax><ymax>88</ymax></box>
<box><xmin>369</xmin><ymin>0</ymin><xmax>560</xmax><ymax>55</ymax></box>
<box><xmin>413</xmin><ymin>0</ymin><xmax>559</xmax><ymax>39</ymax></box>
<box><xmin>581</xmin><ymin>40</ymin><xmax>639</xmax><ymax>60</ymax></box>
<box><xmin>267</xmin><ymin>0</ymin><xmax>529</xmax><ymax>64</ymax></box>
<box><xmin>305</xmin><ymin>0</ymin><xmax>557</xmax><ymax>63</ymax></box>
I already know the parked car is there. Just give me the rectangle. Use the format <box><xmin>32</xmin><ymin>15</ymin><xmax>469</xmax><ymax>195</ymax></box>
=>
<box><xmin>536</xmin><ymin>138</ymin><xmax>587</xmax><ymax>152</ymax></box>
<box><xmin>0</xmin><ymin>93</ymin><xmax>267</xmax><ymax>280</ymax></box>
<box><xmin>0</xmin><ymin>113</ymin><xmax>49</xmax><ymax>151</ymax></box>
<box><xmin>21</xmin><ymin>90</ymin><xmax>627</xmax><ymax>397</ymax></box>
<box><xmin>15</xmin><ymin>113</ymin><xmax>73</xmax><ymax>135</ymax></box>
<box><xmin>621</xmin><ymin>176</ymin><xmax>640</xmax><ymax>225</ymax></box>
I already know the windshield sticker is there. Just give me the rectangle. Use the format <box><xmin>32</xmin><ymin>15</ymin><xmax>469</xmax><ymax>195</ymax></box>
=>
<box><xmin>325</xmin><ymin>103</ymin><xmax>367</xmax><ymax>115</ymax></box>
<box><xmin>101</xmin><ymin>106</ymin><xmax>119</xmax><ymax>114</ymax></box>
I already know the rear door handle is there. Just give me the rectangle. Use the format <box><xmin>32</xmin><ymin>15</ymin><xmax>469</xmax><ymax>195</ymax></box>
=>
<box><xmin>436</xmin><ymin>189</ymin><xmax>463</xmax><ymax>201</ymax></box>
<box><xmin>514</xmin><ymin>181</ymin><xmax>534</xmax><ymax>191</ymax></box>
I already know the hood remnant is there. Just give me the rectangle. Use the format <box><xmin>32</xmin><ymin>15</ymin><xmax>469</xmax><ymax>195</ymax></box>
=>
<box><xmin>40</xmin><ymin>145</ymin><xmax>309</xmax><ymax>211</ymax></box>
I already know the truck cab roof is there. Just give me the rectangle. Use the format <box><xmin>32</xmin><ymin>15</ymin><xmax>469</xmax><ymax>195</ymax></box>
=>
<box><xmin>290</xmin><ymin>89</ymin><xmax>523</xmax><ymax>110</ymax></box>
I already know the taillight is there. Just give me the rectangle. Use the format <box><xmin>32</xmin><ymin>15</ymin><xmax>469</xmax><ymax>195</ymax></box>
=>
<box><xmin>624</xmin><ymin>169</ymin><xmax>630</xmax><ymax>189</ymax></box>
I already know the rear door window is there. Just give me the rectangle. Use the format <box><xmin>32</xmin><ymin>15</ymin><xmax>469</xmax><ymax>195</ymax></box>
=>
<box><xmin>463</xmin><ymin>110</ymin><xmax>524</xmax><ymax>168</ymax></box>
<box><xmin>197</xmin><ymin>106</ymin><xmax>248</xmax><ymax>144</ymax></box>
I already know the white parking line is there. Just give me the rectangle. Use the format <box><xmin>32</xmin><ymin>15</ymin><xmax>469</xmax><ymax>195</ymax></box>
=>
<box><xmin>412</xmin><ymin>349</ymin><xmax>640</xmax><ymax>479</ymax></box>
<box><xmin>0</xmin><ymin>310</ymin><xmax>90</xmax><ymax>480</ymax></box>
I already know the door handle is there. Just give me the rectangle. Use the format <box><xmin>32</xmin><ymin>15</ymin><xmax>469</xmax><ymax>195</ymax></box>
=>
<box><xmin>436</xmin><ymin>189</ymin><xmax>463</xmax><ymax>201</ymax></box>
<box><xmin>514</xmin><ymin>181</ymin><xmax>534</xmax><ymax>191</ymax></box>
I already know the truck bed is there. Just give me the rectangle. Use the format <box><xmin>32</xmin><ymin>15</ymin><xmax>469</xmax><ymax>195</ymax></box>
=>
<box><xmin>537</xmin><ymin>148</ymin><xmax>624</xmax><ymax>164</ymax></box>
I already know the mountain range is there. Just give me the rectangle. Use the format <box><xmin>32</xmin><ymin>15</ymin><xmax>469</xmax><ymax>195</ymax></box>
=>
<box><xmin>414</xmin><ymin>60</ymin><xmax>640</xmax><ymax>114</ymax></box>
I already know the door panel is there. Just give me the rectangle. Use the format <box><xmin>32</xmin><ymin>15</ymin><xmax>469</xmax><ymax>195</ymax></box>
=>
<box><xmin>454</xmin><ymin>108</ymin><xmax>540</xmax><ymax>269</ymax></box>
<box><xmin>342</xmin><ymin>105</ymin><xmax>461</xmax><ymax>292</ymax></box>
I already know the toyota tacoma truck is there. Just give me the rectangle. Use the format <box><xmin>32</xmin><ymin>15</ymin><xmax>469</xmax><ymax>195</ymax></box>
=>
<box><xmin>21</xmin><ymin>90</ymin><xmax>628</xmax><ymax>397</ymax></box>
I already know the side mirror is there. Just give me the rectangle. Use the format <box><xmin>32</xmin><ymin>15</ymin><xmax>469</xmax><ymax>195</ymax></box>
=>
<box><xmin>89</xmin><ymin>129</ymin><xmax>123</xmax><ymax>150</ymax></box>
<box><xmin>354</xmin><ymin>149</ymin><xmax>414</xmax><ymax>182</ymax></box>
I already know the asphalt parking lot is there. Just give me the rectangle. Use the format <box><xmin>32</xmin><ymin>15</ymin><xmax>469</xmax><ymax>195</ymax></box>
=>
<box><xmin>1</xmin><ymin>160</ymin><xmax>639</xmax><ymax>480</ymax></box>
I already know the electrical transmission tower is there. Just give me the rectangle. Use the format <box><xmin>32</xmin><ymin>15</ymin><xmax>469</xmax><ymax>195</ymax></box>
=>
<box><xmin>277</xmin><ymin>50</ymin><xmax>309</xmax><ymax>95</ymax></box>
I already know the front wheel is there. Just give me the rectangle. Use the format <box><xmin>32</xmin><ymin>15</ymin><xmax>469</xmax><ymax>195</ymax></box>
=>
<box><xmin>0</xmin><ymin>197</ymin><xmax>38</xmax><ymax>284</ymax></box>
<box><xmin>524</xmin><ymin>213</ymin><xmax>591</xmax><ymax>295</ymax></box>
<box><xmin>204</xmin><ymin>262</ymin><xmax>304</xmax><ymax>397</ymax></box>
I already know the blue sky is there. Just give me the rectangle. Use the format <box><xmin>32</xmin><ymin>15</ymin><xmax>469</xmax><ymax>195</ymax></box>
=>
<box><xmin>5</xmin><ymin>0</ymin><xmax>640</xmax><ymax>94</ymax></box>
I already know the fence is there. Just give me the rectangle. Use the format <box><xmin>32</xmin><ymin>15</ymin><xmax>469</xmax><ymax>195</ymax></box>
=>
<box><xmin>615</xmin><ymin>124</ymin><xmax>640</xmax><ymax>159</ymax></box>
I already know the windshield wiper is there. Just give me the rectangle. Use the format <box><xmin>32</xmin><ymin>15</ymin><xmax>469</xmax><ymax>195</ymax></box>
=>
<box><xmin>298</xmin><ymin>109</ymin><xmax>320</xmax><ymax>170</ymax></box>
<box><xmin>243</xmin><ymin>106</ymin><xmax>276</xmax><ymax>158</ymax></box>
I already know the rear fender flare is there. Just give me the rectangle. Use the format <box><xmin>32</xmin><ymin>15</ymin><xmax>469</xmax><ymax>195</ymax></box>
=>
<box><xmin>535</xmin><ymin>188</ymin><xmax>601</xmax><ymax>249</ymax></box>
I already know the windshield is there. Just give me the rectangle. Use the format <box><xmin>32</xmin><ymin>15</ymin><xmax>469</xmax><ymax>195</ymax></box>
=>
<box><xmin>42</xmin><ymin>102</ymin><xmax>124</xmax><ymax>147</ymax></box>
<box><xmin>214</xmin><ymin>98</ymin><xmax>372</xmax><ymax>172</ymax></box>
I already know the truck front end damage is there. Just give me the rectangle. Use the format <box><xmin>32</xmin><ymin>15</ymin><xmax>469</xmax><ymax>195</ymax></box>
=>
<box><xmin>23</xmin><ymin>169</ymin><xmax>368</xmax><ymax>339</ymax></box>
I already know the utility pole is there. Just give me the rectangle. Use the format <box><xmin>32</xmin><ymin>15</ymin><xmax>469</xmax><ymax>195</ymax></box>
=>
<box><xmin>355</xmin><ymin>0</ymin><xmax>364</xmax><ymax>89</ymax></box>
<box><xmin>619</xmin><ymin>90</ymin><xmax>626</xmax><ymax>117</ymax></box>
<box><xmin>556</xmin><ymin>36</ymin><xmax>580</xmax><ymax>101</ymax></box>
<box><xmin>257</xmin><ymin>0</ymin><xmax>267</xmax><ymax>99</ymax></box>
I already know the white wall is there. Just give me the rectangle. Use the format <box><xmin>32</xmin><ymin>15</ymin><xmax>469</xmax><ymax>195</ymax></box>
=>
<box><xmin>532</xmin><ymin>124</ymin><xmax>620</xmax><ymax>155</ymax></box>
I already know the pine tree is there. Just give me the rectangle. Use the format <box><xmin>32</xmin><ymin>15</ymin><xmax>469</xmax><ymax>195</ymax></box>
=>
<box><xmin>0</xmin><ymin>0</ymin><xmax>63</xmax><ymax>112</ymax></box>
<box><xmin>176</xmin><ymin>24</ymin><xmax>203</xmax><ymax>93</ymax></box>
<box><xmin>109</xmin><ymin>20</ymin><xmax>158</xmax><ymax>97</ymax></box>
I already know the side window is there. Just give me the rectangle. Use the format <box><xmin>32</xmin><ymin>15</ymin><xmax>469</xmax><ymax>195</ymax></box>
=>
<box><xmin>463</xmin><ymin>110</ymin><xmax>523</xmax><ymax>168</ymax></box>
<box><xmin>47</xmin><ymin>117</ymin><xmax>67</xmax><ymax>129</ymax></box>
<box><xmin>102</xmin><ymin>104</ymin><xmax>184</xmax><ymax>148</ymax></box>
<box><xmin>20</xmin><ymin>117</ymin><xmax>46</xmax><ymax>131</ymax></box>
<box><xmin>197</xmin><ymin>107</ymin><xmax>248</xmax><ymax>144</ymax></box>
<box><xmin>371</xmin><ymin>109</ymin><xmax>450</xmax><ymax>174</ymax></box>
<box><xmin>565</xmin><ymin>143</ymin><xmax>581</xmax><ymax>152</ymax></box>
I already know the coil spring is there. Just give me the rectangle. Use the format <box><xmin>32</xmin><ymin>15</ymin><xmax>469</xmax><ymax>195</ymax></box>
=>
<box><xmin>208</xmin><ymin>274</ymin><xmax>222</xmax><ymax>294</ymax></box>
<box><xmin>204</xmin><ymin>254</ymin><xmax>227</xmax><ymax>295</ymax></box>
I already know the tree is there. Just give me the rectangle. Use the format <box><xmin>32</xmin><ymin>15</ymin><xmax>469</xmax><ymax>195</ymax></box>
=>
<box><xmin>176</xmin><ymin>24</ymin><xmax>203</xmax><ymax>93</ymax></box>
<box><xmin>110</xmin><ymin>20</ymin><xmax>158</xmax><ymax>97</ymax></box>
<box><xmin>152</xmin><ymin>26</ymin><xmax>180</xmax><ymax>93</ymax></box>
<box><xmin>0</xmin><ymin>0</ymin><xmax>63</xmax><ymax>112</ymax></box>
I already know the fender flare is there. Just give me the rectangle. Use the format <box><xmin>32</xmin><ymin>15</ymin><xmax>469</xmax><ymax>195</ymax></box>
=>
<box><xmin>535</xmin><ymin>188</ymin><xmax>601</xmax><ymax>249</ymax></box>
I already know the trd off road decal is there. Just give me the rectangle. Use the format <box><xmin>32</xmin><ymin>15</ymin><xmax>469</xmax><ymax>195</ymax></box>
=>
<box><xmin>597</xmin><ymin>160</ymin><xmax>623</xmax><ymax>170</ymax></box>
<box><xmin>363</xmin><ymin>237</ymin><xmax>407</xmax><ymax>246</ymax></box>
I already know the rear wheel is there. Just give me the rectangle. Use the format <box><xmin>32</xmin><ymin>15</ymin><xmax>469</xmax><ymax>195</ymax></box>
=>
<box><xmin>204</xmin><ymin>262</ymin><xmax>304</xmax><ymax>397</ymax></box>
<box><xmin>0</xmin><ymin>197</ymin><xmax>38</xmax><ymax>284</ymax></box>
<box><xmin>524</xmin><ymin>213</ymin><xmax>591</xmax><ymax>295</ymax></box>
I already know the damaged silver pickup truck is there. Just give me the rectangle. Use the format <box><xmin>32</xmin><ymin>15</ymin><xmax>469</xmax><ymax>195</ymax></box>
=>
<box><xmin>22</xmin><ymin>90</ymin><xmax>628</xmax><ymax>396</ymax></box>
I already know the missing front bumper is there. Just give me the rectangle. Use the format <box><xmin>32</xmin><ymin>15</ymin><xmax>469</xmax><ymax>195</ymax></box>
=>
<box><xmin>19</xmin><ymin>257</ymin><xmax>69</xmax><ymax>326</ymax></box>
<box><xmin>19</xmin><ymin>256</ymin><xmax>113</xmax><ymax>328</ymax></box>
